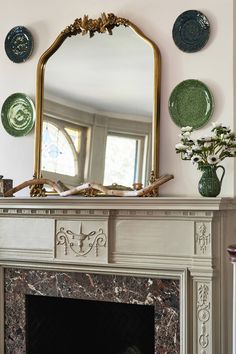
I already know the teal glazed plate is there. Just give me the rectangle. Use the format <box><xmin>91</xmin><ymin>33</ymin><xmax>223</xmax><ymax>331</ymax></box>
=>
<box><xmin>168</xmin><ymin>80</ymin><xmax>214</xmax><ymax>130</ymax></box>
<box><xmin>172</xmin><ymin>10</ymin><xmax>210</xmax><ymax>53</ymax></box>
<box><xmin>1</xmin><ymin>93</ymin><xmax>35</xmax><ymax>137</ymax></box>
<box><xmin>5</xmin><ymin>26</ymin><xmax>34</xmax><ymax>63</ymax></box>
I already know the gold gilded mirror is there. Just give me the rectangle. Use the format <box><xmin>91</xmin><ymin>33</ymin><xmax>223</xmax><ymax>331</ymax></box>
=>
<box><xmin>31</xmin><ymin>13</ymin><xmax>169</xmax><ymax>197</ymax></box>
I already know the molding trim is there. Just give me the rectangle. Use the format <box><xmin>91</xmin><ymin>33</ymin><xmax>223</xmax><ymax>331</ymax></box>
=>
<box><xmin>0</xmin><ymin>248</ymin><xmax>53</xmax><ymax>260</ymax></box>
<box><xmin>112</xmin><ymin>253</ymin><xmax>214</xmax><ymax>271</ymax></box>
<box><xmin>0</xmin><ymin>261</ymin><xmax>185</xmax><ymax>278</ymax></box>
<box><xmin>0</xmin><ymin>208</ymin><xmax>110</xmax><ymax>217</ymax></box>
<box><xmin>0</xmin><ymin>208</ymin><xmax>216</xmax><ymax>219</ymax></box>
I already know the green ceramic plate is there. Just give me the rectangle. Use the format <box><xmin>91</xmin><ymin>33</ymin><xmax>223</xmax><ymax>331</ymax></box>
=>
<box><xmin>1</xmin><ymin>93</ymin><xmax>35</xmax><ymax>136</ymax></box>
<box><xmin>168</xmin><ymin>79</ymin><xmax>214</xmax><ymax>130</ymax></box>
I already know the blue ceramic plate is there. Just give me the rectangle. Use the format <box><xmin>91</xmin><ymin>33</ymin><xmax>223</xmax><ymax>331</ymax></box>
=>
<box><xmin>1</xmin><ymin>93</ymin><xmax>35</xmax><ymax>136</ymax></box>
<box><xmin>5</xmin><ymin>26</ymin><xmax>33</xmax><ymax>63</ymax></box>
<box><xmin>172</xmin><ymin>10</ymin><xmax>210</xmax><ymax>53</ymax></box>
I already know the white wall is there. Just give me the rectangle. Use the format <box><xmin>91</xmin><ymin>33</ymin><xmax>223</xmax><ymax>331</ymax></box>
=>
<box><xmin>0</xmin><ymin>0</ymin><xmax>234</xmax><ymax>197</ymax></box>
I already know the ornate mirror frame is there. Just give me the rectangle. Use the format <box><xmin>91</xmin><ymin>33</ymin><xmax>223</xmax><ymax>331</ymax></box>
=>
<box><xmin>31</xmin><ymin>13</ymin><xmax>169</xmax><ymax>197</ymax></box>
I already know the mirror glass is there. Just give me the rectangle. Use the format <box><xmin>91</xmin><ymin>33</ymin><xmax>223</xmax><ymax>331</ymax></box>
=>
<box><xmin>42</xmin><ymin>26</ymin><xmax>154</xmax><ymax>189</ymax></box>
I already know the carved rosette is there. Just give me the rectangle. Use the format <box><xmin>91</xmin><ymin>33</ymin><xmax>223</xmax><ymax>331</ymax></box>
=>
<box><xmin>62</xmin><ymin>13</ymin><xmax>130</xmax><ymax>38</ymax></box>
<box><xmin>197</xmin><ymin>283</ymin><xmax>211</xmax><ymax>354</ymax></box>
<box><xmin>195</xmin><ymin>223</ymin><xmax>211</xmax><ymax>255</ymax></box>
<box><xmin>56</xmin><ymin>224</ymin><xmax>107</xmax><ymax>257</ymax></box>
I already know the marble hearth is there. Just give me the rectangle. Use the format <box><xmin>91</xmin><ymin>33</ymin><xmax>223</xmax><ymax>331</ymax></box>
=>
<box><xmin>5</xmin><ymin>269</ymin><xmax>179</xmax><ymax>353</ymax></box>
<box><xmin>0</xmin><ymin>197</ymin><xmax>235</xmax><ymax>354</ymax></box>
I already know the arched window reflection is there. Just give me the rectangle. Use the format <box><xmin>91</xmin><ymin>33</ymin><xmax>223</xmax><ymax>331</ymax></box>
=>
<box><xmin>42</xmin><ymin>119</ymin><xmax>88</xmax><ymax>186</ymax></box>
<box><xmin>42</xmin><ymin>121</ymin><xmax>76</xmax><ymax>176</ymax></box>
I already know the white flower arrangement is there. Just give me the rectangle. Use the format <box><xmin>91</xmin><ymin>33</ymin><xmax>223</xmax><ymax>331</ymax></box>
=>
<box><xmin>175</xmin><ymin>122</ymin><xmax>236</xmax><ymax>170</ymax></box>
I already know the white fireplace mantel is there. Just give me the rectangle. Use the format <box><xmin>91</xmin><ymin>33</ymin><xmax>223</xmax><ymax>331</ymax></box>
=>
<box><xmin>0</xmin><ymin>196</ymin><xmax>235</xmax><ymax>354</ymax></box>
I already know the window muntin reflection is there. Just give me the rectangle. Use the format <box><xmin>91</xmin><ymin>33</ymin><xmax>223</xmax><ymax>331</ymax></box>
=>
<box><xmin>65</xmin><ymin>127</ymin><xmax>82</xmax><ymax>153</ymax></box>
<box><xmin>103</xmin><ymin>133</ymin><xmax>145</xmax><ymax>187</ymax></box>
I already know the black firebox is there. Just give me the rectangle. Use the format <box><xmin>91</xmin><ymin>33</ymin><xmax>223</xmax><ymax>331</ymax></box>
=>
<box><xmin>25</xmin><ymin>295</ymin><xmax>155</xmax><ymax>354</ymax></box>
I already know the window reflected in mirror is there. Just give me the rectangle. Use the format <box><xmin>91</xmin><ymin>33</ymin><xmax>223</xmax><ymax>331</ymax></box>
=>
<box><xmin>42</xmin><ymin>122</ymin><xmax>76</xmax><ymax>176</ymax></box>
<box><xmin>104</xmin><ymin>133</ymin><xmax>146</xmax><ymax>187</ymax></box>
<box><xmin>42</xmin><ymin>118</ymin><xmax>88</xmax><ymax>186</ymax></box>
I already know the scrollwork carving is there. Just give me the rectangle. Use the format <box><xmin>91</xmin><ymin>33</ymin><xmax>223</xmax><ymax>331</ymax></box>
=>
<box><xmin>197</xmin><ymin>283</ymin><xmax>210</xmax><ymax>353</ymax></box>
<box><xmin>195</xmin><ymin>223</ymin><xmax>211</xmax><ymax>254</ymax></box>
<box><xmin>56</xmin><ymin>224</ymin><xmax>107</xmax><ymax>257</ymax></box>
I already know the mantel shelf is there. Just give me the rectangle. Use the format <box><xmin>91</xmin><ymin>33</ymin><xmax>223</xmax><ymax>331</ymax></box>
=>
<box><xmin>0</xmin><ymin>196</ymin><xmax>235</xmax><ymax>211</ymax></box>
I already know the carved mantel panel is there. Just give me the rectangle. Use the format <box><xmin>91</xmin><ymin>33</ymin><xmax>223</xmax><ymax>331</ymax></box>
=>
<box><xmin>55</xmin><ymin>219</ymin><xmax>108</xmax><ymax>263</ymax></box>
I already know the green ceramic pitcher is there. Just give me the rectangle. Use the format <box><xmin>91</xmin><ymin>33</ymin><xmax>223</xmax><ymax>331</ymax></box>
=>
<box><xmin>198</xmin><ymin>165</ymin><xmax>225</xmax><ymax>197</ymax></box>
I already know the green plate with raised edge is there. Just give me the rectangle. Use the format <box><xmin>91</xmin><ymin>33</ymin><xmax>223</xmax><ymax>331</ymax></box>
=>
<box><xmin>1</xmin><ymin>93</ymin><xmax>35</xmax><ymax>137</ymax></box>
<box><xmin>168</xmin><ymin>79</ymin><xmax>214</xmax><ymax>130</ymax></box>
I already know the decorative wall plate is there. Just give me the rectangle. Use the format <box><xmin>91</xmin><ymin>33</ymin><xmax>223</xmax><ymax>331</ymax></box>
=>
<box><xmin>5</xmin><ymin>26</ymin><xmax>33</xmax><ymax>63</ymax></box>
<box><xmin>168</xmin><ymin>79</ymin><xmax>214</xmax><ymax>130</ymax></box>
<box><xmin>1</xmin><ymin>93</ymin><xmax>35</xmax><ymax>136</ymax></box>
<box><xmin>172</xmin><ymin>10</ymin><xmax>210</xmax><ymax>53</ymax></box>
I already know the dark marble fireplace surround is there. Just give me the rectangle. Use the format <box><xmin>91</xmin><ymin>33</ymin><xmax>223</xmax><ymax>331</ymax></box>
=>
<box><xmin>4</xmin><ymin>268</ymin><xmax>180</xmax><ymax>354</ymax></box>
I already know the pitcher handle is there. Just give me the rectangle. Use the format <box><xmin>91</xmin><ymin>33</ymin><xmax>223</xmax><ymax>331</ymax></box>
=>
<box><xmin>216</xmin><ymin>165</ymin><xmax>225</xmax><ymax>187</ymax></box>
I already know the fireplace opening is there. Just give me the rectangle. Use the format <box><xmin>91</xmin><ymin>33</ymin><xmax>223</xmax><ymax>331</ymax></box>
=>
<box><xmin>25</xmin><ymin>295</ymin><xmax>155</xmax><ymax>354</ymax></box>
